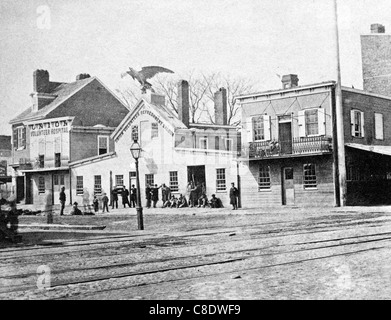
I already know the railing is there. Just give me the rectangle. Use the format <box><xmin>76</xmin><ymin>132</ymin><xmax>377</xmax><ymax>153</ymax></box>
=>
<box><xmin>245</xmin><ymin>136</ymin><xmax>332</xmax><ymax>158</ymax></box>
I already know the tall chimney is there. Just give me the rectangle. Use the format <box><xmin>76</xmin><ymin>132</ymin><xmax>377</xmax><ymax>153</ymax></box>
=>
<box><xmin>214</xmin><ymin>87</ymin><xmax>227</xmax><ymax>125</ymax></box>
<box><xmin>33</xmin><ymin>69</ymin><xmax>50</xmax><ymax>93</ymax></box>
<box><xmin>281</xmin><ymin>74</ymin><xmax>299</xmax><ymax>89</ymax></box>
<box><xmin>177</xmin><ymin>80</ymin><xmax>190</xmax><ymax>127</ymax></box>
<box><xmin>371</xmin><ymin>23</ymin><xmax>385</xmax><ymax>33</ymax></box>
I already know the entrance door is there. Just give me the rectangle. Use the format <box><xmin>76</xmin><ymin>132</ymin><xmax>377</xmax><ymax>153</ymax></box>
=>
<box><xmin>279</xmin><ymin>122</ymin><xmax>292</xmax><ymax>154</ymax></box>
<box><xmin>129</xmin><ymin>171</ymin><xmax>136</xmax><ymax>188</ymax></box>
<box><xmin>282</xmin><ymin>167</ymin><xmax>295</xmax><ymax>205</ymax></box>
<box><xmin>187</xmin><ymin>165</ymin><xmax>206</xmax><ymax>187</ymax></box>
<box><xmin>16</xmin><ymin>176</ymin><xmax>25</xmax><ymax>203</ymax></box>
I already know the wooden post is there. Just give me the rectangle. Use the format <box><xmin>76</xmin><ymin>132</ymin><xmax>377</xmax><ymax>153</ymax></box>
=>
<box><xmin>332</xmin><ymin>0</ymin><xmax>347</xmax><ymax>206</ymax></box>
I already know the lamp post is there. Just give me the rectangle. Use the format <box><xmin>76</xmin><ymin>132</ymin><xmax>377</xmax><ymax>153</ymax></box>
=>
<box><xmin>130</xmin><ymin>140</ymin><xmax>144</xmax><ymax>230</ymax></box>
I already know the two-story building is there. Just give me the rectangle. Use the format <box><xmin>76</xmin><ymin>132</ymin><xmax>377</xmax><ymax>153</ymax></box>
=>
<box><xmin>0</xmin><ymin>135</ymin><xmax>12</xmax><ymax>193</ymax></box>
<box><xmin>9</xmin><ymin>70</ymin><xmax>129</xmax><ymax>205</ymax></box>
<box><xmin>69</xmin><ymin>80</ymin><xmax>240</xmax><ymax>207</ymax></box>
<box><xmin>236</xmin><ymin>74</ymin><xmax>391</xmax><ymax>207</ymax></box>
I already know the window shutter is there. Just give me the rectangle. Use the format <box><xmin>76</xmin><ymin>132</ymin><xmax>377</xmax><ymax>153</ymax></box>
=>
<box><xmin>375</xmin><ymin>113</ymin><xmax>384</xmax><ymax>140</ymax></box>
<box><xmin>318</xmin><ymin>108</ymin><xmax>326</xmax><ymax>136</ymax></box>
<box><xmin>13</xmin><ymin>128</ymin><xmax>18</xmax><ymax>150</ymax></box>
<box><xmin>246</xmin><ymin>117</ymin><xmax>254</xmax><ymax>142</ymax></box>
<box><xmin>350</xmin><ymin>110</ymin><xmax>355</xmax><ymax>136</ymax></box>
<box><xmin>360</xmin><ymin>111</ymin><xmax>365</xmax><ymax>137</ymax></box>
<box><xmin>22</xmin><ymin>127</ymin><xmax>26</xmax><ymax>148</ymax></box>
<box><xmin>263</xmin><ymin>115</ymin><xmax>271</xmax><ymax>141</ymax></box>
<box><xmin>298</xmin><ymin>110</ymin><xmax>306</xmax><ymax>137</ymax></box>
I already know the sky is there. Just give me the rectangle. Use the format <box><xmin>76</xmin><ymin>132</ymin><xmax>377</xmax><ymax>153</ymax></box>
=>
<box><xmin>1</xmin><ymin>0</ymin><xmax>391</xmax><ymax>135</ymax></box>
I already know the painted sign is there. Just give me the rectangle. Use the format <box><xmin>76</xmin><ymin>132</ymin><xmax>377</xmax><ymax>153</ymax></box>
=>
<box><xmin>29</xmin><ymin>120</ymin><xmax>70</xmax><ymax>137</ymax></box>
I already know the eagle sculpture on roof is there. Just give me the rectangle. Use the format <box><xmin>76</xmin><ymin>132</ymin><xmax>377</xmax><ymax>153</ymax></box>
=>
<box><xmin>121</xmin><ymin>66</ymin><xmax>174</xmax><ymax>93</ymax></box>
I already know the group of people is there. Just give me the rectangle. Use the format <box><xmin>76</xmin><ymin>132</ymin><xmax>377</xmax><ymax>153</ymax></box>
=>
<box><xmin>57</xmin><ymin>181</ymin><xmax>239</xmax><ymax>215</ymax></box>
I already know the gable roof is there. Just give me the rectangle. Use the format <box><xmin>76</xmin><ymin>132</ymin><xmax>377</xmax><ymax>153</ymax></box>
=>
<box><xmin>112</xmin><ymin>97</ymin><xmax>187</xmax><ymax>141</ymax></box>
<box><xmin>9</xmin><ymin>76</ymin><xmax>96</xmax><ymax>125</ymax></box>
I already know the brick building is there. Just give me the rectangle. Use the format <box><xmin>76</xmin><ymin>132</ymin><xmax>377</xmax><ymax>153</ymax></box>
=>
<box><xmin>0</xmin><ymin>135</ymin><xmax>12</xmax><ymax>192</ymax></box>
<box><xmin>69</xmin><ymin>81</ymin><xmax>240</xmax><ymax>207</ymax></box>
<box><xmin>361</xmin><ymin>23</ymin><xmax>391</xmax><ymax>96</ymax></box>
<box><xmin>236</xmin><ymin>73</ymin><xmax>391</xmax><ymax>207</ymax></box>
<box><xmin>9</xmin><ymin>70</ymin><xmax>129</xmax><ymax>205</ymax></box>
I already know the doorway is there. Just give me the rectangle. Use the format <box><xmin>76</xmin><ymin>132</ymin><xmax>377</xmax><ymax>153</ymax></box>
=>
<box><xmin>282</xmin><ymin>167</ymin><xmax>295</xmax><ymax>205</ymax></box>
<box><xmin>16</xmin><ymin>176</ymin><xmax>25</xmax><ymax>203</ymax></box>
<box><xmin>278</xmin><ymin>120</ymin><xmax>293</xmax><ymax>154</ymax></box>
<box><xmin>187</xmin><ymin>165</ymin><xmax>206</xmax><ymax>187</ymax></box>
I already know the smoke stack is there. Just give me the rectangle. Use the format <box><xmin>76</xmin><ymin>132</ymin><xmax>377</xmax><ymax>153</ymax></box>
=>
<box><xmin>33</xmin><ymin>69</ymin><xmax>50</xmax><ymax>93</ymax></box>
<box><xmin>282</xmin><ymin>74</ymin><xmax>299</xmax><ymax>89</ymax></box>
<box><xmin>214</xmin><ymin>88</ymin><xmax>227</xmax><ymax>125</ymax></box>
<box><xmin>177</xmin><ymin>80</ymin><xmax>190</xmax><ymax>127</ymax></box>
<box><xmin>371</xmin><ymin>23</ymin><xmax>385</xmax><ymax>33</ymax></box>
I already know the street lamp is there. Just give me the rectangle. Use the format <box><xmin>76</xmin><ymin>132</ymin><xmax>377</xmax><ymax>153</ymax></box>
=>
<box><xmin>130</xmin><ymin>140</ymin><xmax>144</xmax><ymax>230</ymax></box>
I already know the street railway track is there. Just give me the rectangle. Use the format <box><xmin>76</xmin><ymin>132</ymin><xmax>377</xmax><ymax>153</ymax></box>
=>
<box><xmin>1</xmin><ymin>214</ymin><xmax>388</xmax><ymax>261</ymax></box>
<box><xmin>2</xmin><ymin>227</ymin><xmax>391</xmax><ymax>297</ymax></box>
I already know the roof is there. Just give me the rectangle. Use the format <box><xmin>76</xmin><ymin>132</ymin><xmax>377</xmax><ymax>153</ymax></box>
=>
<box><xmin>346</xmin><ymin>143</ymin><xmax>391</xmax><ymax>157</ymax></box>
<box><xmin>235</xmin><ymin>81</ymin><xmax>336</xmax><ymax>100</ymax></box>
<box><xmin>69</xmin><ymin>151</ymin><xmax>117</xmax><ymax>168</ymax></box>
<box><xmin>10</xmin><ymin>77</ymin><xmax>96</xmax><ymax>124</ymax></box>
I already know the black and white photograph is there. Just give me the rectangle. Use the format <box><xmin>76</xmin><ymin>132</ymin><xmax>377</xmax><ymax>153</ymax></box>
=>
<box><xmin>1</xmin><ymin>0</ymin><xmax>391</xmax><ymax>304</ymax></box>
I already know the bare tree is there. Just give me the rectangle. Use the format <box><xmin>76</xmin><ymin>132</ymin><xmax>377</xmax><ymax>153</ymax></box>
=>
<box><xmin>117</xmin><ymin>70</ymin><xmax>257</xmax><ymax>126</ymax></box>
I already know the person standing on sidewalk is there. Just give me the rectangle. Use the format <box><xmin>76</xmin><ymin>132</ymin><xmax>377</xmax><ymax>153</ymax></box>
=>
<box><xmin>145</xmin><ymin>184</ymin><xmax>152</xmax><ymax>208</ymax></box>
<box><xmin>93</xmin><ymin>195</ymin><xmax>99</xmax><ymax>213</ymax></box>
<box><xmin>59</xmin><ymin>186</ymin><xmax>66</xmax><ymax>216</ymax></box>
<box><xmin>122</xmin><ymin>187</ymin><xmax>131</xmax><ymax>208</ymax></box>
<box><xmin>151</xmin><ymin>184</ymin><xmax>161</xmax><ymax>208</ymax></box>
<box><xmin>111</xmin><ymin>189</ymin><xmax>118</xmax><ymax>209</ymax></box>
<box><xmin>229</xmin><ymin>182</ymin><xmax>239</xmax><ymax>210</ymax></box>
<box><xmin>130</xmin><ymin>184</ymin><xmax>137</xmax><ymax>207</ymax></box>
<box><xmin>101</xmin><ymin>193</ymin><xmax>109</xmax><ymax>213</ymax></box>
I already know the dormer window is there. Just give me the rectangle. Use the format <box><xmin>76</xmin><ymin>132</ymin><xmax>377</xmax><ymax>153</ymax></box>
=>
<box><xmin>98</xmin><ymin>136</ymin><xmax>108</xmax><ymax>155</ymax></box>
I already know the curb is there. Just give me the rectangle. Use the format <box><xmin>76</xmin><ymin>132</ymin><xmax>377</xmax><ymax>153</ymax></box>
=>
<box><xmin>17</xmin><ymin>224</ymin><xmax>106</xmax><ymax>231</ymax></box>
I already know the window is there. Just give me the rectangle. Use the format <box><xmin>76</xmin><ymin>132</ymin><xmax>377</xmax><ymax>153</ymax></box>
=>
<box><xmin>258</xmin><ymin>166</ymin><xmax>271</xmax><ymax>190</ymax></box>
<box><xmin>13</xmin><ymin>126</ymin><xmax>26</xmax><ymax>150</ymax></box>
<box><xmin>305</xmin><ymin>109</ymin><xmax>318</xmax><ymax>136</ymax></box>
<box><xmin>215</xmin><ymin>136</ymin><xmax>220</xmax><ymax>150</ymax></box>
<box><xmin>54</xmin><ymin>175</ymin><xmax>58</xmax><ymax>186</ymax></box>
<box><xmin>98</xmin><ymin>136</ymin><xmax>108</xmax><ymax>155</ymax></box>
<box><xmin>303</xmin><ymin>164</ymin><xmax>317</xmax><ymax>189</ymax></box>
<box><xmin>39</xmin><ymin>155</ymin><xmax>44</xmax><ymax>168</ymax></box>
<box><xmin>38</xmin><ymin>176</ymin><xmax>45</xmax><ymax>194</ymax></box>
<box><xmin>76</xmin><ymin>176</ymin><xmax>84</xmax><ymax>195</ymax></box>
<box><xmin>94</xmin><ymin>175</ymin><xmax>102</xmax><ymax>195</ymax></box>
<box><xmin>216</xmin><ymin>168</ymin><xmax>226</xmax><ymax>191</ymax></box>
<box><xmin>151</xmin><ymin>123</ymin><xmax>158</xmax><ymax>139</ymax></box>
<box><xmin>253</xmin><ymin>117</ymin><xmax>264</xmax><ymax>141</ymax></box>
<box><xmin>59</xmin><ymin>175</ymin><xmax>64</xmax><ymax>186</ymax></box>
<box><xmin>169</xmin><ymin>171</ymin><xmax>179</xmax><ymax>192</ymax></box>
<box><xmin>225</xmin><ymin>138</ymin><xmax>233</xmax><ymax>151</ymax></box>
<box><xmin>145</xmin><ymin>174</ymin><xmax>154</xmax><ymax>187</ymax></box>
<box><xmin>55</xmin><ymin>153</ymin><xmax>61</xmax><ymax>167</ymax></box>
<box><xmin>351</xmin><ymin>110</ymin><xmax>364</xmax><ymax>138</ymax></box>
<box><xmin>115</xmin><ymin>174</ymin><xmax>124</xmax><ymax>186</ymax></box>
<box><xmin>200</xmin><ymin>137</ymin><xmax>208</xmax><ymax>149</ymax></box>
<box><xmin>53</xmin><ymin>175</ymin><xmax>64</xmax><ymax>186</ymax></box>
<box><xmin>375</xmin><ymin>113</ymin><xmax>384</xmax><ymax>140</ymax></box>
<box><xmin>132</xmin><ymin>125</ymin><xmax>139</xmax><ymax>142</ymax></box>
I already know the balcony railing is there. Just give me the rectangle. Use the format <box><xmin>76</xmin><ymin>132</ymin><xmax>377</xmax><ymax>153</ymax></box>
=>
<box><xmin>245</xmin><ymin>136</ymin><xmax>332</xmax><ymax>159</ymax></box>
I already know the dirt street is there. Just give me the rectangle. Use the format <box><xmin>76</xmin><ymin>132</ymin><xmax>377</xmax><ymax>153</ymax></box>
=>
<box><xmin>1</xmin><ymin>206</ymin><xmax>391</xmax><ymax>300</ymax></box>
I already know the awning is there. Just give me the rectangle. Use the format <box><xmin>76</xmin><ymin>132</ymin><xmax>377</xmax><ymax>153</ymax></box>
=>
<box><xmin>346</xmin><ymin>143</ymin><xmax>391</xmax><ymax>156</ymax></box>
<box><xmin>19</xmin><ymin>166</ymin><xmax>70</xmax><ymax>173</ymax></box>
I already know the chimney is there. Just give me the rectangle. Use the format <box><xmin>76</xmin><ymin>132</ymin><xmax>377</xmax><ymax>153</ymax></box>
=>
<box><xmin>214</xmin><ymin>88</ymin><xmax>227</xmax><ymax>125</ymax></box>
<box><xmin>177</xmin><ymin>80</ymin><xmax>190</xmax><ymax>127</ymax></box>
<box><xmin>33</xmin><ymin>69</ymin><xmax>50</xmax><ymax>93</ymax></box>
<box><xmin>371</xmin><ymin>23</ymin><xmax>385</xmax><ymax>33</ymax></box>
<box><xmin>76</xmin><ymin>73</ymin><xmax>91</xmax><ymax>80</ymax></box>
<box><xmin>281</xmin><ymin>74</ymin><xmax>299</xmax><ymax>89</ymax></box>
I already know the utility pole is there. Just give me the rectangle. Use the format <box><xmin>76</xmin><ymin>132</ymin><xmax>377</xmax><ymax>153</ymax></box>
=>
<box><xmin>332</xmin><ymin>0</ymin><xmax>347</xmax><ymax>206</ymax></box>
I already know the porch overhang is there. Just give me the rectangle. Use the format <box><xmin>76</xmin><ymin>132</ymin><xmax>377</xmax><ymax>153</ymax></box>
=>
<box><xmin>345</xmin><ymin>143</ymin><xmax>391</xmax><ymax>157</ymax></box>
<box><xmin>19</xmin><ymin>166</ymin><xmax>70</xmax><ymax>173</ymax></box>
<box><xmin>237</xmin><ymin>151</ymin><xmax>332</xmax><ymax>162</ymax></box>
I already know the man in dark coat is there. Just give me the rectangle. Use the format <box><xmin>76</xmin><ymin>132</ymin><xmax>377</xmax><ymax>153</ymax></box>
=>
<box><xmin>229</xmin><ymin>182</ymin><xmax>239</xmax><ymax>210</ymax></box>
<box><xmin>151</xmin><ymin>184</ymin><xmax>161</xmax><ymax>208</ymax></box>
<box><xmin>122</xmin><ymin>187</ymin><xmax>131</xmax><ymax>208</ymax></box>
<box><xmin>145</xmin><ymin>184</ymin><xmax>152</xmax><ymax>208</ymax></box>
<box><xmin>111</xmin><ymin>189</ymin><xmax>118</xmax><ymax>209</ymax></box>
<box><xmin>59</xmin><ymin>186</ymin><xmax>66</xmax><ymax>215</ymax></box>
<box><xmin>130</xmin><ymin>184</ymin><xmax>137</xmax><ymax>207</ymax></box>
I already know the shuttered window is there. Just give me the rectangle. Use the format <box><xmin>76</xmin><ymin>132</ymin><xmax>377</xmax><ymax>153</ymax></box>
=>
<box><xmin>258</xmin><ymin>166</ymin><xmax>271</xmax><ymax>190</ymax></box>
<box><xmin>169</xmin><ymin>171</ymin><xmax>179</xmax><ymax>192</ymax></box>
<box><xmin>375</xmin><ymin>113</ymin><xmax>384</xmax><ymax>140</ymax></box>
<box><xmin>76</xmin><ymin>176</ymin><xmax>84</xmax><ymax>195</ymax></box>
<box><xmin>303</xmin><ymin>164</ymin><xmax>317</xmax><ymax>189</ymax></box>
<box><xmin>351</xmin><ymin>110</ymin><xmax>365</xmax><ymax>138</ymax></box>
<box><xmin>94</xmin><ymin>175</ymin><xmax>102</xmax><ymax>195</ymax></box>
